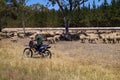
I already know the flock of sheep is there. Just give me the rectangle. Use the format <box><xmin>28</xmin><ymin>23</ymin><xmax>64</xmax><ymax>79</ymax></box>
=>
<box><xmin>0</xmin><ymin>29</ymin><xmax>120</xmax><ymax>44</ymax></box>
<box><xmin>78</xmin><ymin>30</ymin><xmax>120</xmax><ymax>44</ymax></box>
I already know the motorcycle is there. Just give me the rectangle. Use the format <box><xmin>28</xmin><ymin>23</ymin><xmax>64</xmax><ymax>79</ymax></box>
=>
<box><xmin>23</xmin><ymin>43</ymin><xmax>52</xmax><ymax>58</ymax></box>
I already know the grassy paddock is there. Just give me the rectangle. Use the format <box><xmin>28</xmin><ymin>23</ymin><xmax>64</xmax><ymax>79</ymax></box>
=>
<box><xmin>0</xmin><ymin>39</ymin><xmax>120</xmax><ymax>80</ymax></box>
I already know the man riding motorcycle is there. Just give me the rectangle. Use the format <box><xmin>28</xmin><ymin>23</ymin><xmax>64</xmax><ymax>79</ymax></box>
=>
<box><xmin>24</xmin><ymin>32</ymin><xmax>51</xmax><ymax>58</ymax></box>
<box><xmin>29</xmin><ymin>31</ymin><xmax>43</xmax><ymax>50</ymax></box>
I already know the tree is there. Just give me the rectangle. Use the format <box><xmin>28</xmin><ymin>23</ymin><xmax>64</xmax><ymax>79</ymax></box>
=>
<box><xmin>28</xmin><ymin>3</ymin><xmax>49</xmax><ymax>27</ymax></box>
<box><xmin>46</xmin><ymin>0</ymin><xmax>89</xmax><ymax>35</ymax></box>
<box><xmin>110</xmin><ymin>0</ymin><xmax>120</xmax><ymax>26</ymax></box>
<box><xmin>0</xmin><ymin>0</ymin><xmax>17</xmax><ymax>31</ymax></box>
<box><xmin>0</xmin><ymin>0</ymin><xmax>6</xmax><ymax>31</ymax></box>
<box><xmin>7</xmin><ymin>0</ymin><xmax>28</xmax><ymax>34</ymax></box>
<box><xmin>13</xmin><ymin>0</ymin><xmax>29</xmax><ymax>35</ymax></box>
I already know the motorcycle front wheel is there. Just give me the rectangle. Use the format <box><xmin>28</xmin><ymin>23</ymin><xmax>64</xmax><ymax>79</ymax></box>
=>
<box><xmin>42</xmin><ymin>50</ymin><xmax>52</xmax><ymax>58</ymax></box>
<box><xmin>23</xmin><ymin>48</ymin><xmax>33</xmax><ymax>58</ymax></box>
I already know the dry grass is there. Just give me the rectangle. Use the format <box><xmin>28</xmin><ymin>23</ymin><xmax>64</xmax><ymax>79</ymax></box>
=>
<box><xmin>0</xmin><ymin>39</ymin><xmax>120</xmax><ymax>80</ymax></box>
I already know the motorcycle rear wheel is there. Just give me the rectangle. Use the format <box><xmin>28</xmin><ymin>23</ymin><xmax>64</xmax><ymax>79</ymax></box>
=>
<box><xmin>42</xmin><ymin>50</ymin><xmax>52</xmax><ymax>58</ymax></box>
<box><xmin>23</xmin><ymin>48</ymin><xmax>33</xmax><ymax>58</ymax></box>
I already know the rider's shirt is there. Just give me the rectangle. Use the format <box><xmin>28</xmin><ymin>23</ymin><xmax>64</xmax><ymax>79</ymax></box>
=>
<box><xmin>35</xmin><ymin>34</ymin><xmax>43</xmax><ymax>46</ymax></box>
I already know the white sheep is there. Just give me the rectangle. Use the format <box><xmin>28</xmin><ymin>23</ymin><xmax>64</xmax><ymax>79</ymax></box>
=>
<box><xmin>87</xmin><ymin>33</ymin><xmax>99</xmax><ymax>43</ymax></box>
<box><xmin>79</xmin><ymin>34</ymin><xmax>87</xmax><ymax>43</ymax></box>
<box><xmin>47</xmin><ymin>37</ymin><xmax>56</xmax><ymax>44</ymax></box>
<box><xmin>11</xmin><ymin>36</ymin><xmax>18</xmax><ymax>42</ymax></box>
<box><xmin>54</xmin><ymin>35</ymin><xmax>60</xmax><ymax>41</ymax></box>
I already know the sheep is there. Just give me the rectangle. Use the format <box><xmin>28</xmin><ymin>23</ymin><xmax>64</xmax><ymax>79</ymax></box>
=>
<box><xmin>113</xmin><ymin>32</ymin><xmax>120</xmax><ymax>43</ymax></box>
<box><xmin>116</xmin><ymin>35</ymin><xmax>120</xmax><ymax>43</ymax></box>
<box><xmin>54</xmin><ymin>35</ymin><xmax>60</xmax><ymax>41</ymax></box>
<box><xmin>29</xmin><ymin>34</ymin><xmax>36</xmax><ymax>40</ymax></box>
<box><xmin>17</xmin><ymin>33</ymin><xmax>25</xmax><ymax>38</ymax></box>
<box><xmin>87</xmin><ymin>33</ymin><xmax>99</xmax><ymax>43</ymax></box>
<box><xmin>46</xmin><ymin>34</ymin><xmax>60</xmax><ymax>44</ymax></box>
<box><xmin>106</xmin><ymin>33</ymin><xmax>116</xmax><ymax>44</ymax></box>
<box><xmin>79</xmin><ymin>34</ymin><xmax>87</xmax><ymax>43</ymax></box>
<box><xmin>46</xmin><ymin>37</ymin><xmax>56</xmax><ymax>44</ymax></box>
<box><xmin>11</xmin><ymin>36</ymin><xmax>18</xmax><ymax>42</ymax></box>
<box><xmin>100</xmin><ymin>32</ymin><xmax>117</xmax><ymax>44</ymax></box>
<box><xmin>100</xmin><ymin>33</ymin><xmax>108</xmax><ymax>44</ymax></box>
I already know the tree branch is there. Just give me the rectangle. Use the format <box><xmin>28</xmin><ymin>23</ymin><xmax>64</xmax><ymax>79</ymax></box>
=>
<box><xmin>80</xmin><ymin>0</ymin><xmax>88</xmax><ymax>5</ymax></box>
<box><xmin>69</xmin><ymin>0</ymin><xmax>73</xmax><ymax>12</ymax></box>
<box><xmin>68</xmin><ymin>0</ymin><xmax>89</xmax><ymax>25</ymax></box>
<box><xmin>56</xmin><ymin>0</ymin><xmax>65</xmax><ymax>17</ymax></box>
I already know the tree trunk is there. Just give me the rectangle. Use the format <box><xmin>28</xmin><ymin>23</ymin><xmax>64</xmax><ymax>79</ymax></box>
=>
<box><xmin>0</xmin><ymin>21</ymin><xmax>1</xmax><ymax>32</ymax></box>
<box><xmin>22</xmin><ymin>12</ymin><xmax>26</xmax><ymax>36</ymax></box>
<box><xmin>0</xmin><ymin>19</ymin><xmax>4</xmax><ymax>32</ymax></box>
<box><xmin>65</xmin><ymin>23</ymin><xmax>69</xmax><ymax>35</ymax></box>
<box><xmin>64</xmin><ymin>17</ymin><xmax>69</xmax><ymax>35</ymax></box>
<box><xmin>63</xmin><ymin>17</ymin><xmax>72</xmax><ymax>41</ymax></box>
<box><xmin>56</xmin><ymin>0</ymin><xmax>70</xmax><ymax>35</ymax></box>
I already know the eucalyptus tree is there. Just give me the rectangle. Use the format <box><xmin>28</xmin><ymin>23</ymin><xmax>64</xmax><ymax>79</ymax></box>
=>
<box><xmin>46</xmin><ymin>0</ymin><xmax>89</xmax><ymax>35</ymax></box>
<box><xmin>14</xmin><ymin>0</ymin><xmax>30</xmax><ymax>35</ymax></box>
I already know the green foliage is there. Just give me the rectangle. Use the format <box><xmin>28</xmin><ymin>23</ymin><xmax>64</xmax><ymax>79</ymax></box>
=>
<box><xmin>1</xmin><ymin>0</ymin><xmax>120</xmax><ymax>28</ymax></box>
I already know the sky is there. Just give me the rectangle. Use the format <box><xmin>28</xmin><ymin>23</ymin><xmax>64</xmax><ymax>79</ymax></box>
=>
<box><xmin>26</xmin><ymin>0</ymin><xmax>111</xmax><ymax>10</ymax></box>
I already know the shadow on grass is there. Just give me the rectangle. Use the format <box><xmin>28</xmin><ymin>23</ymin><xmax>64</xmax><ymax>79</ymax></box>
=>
<box><xmin>32</xmin><ymin>55</ymin><xmax>52</xmax><ymax>59</ymax></box>
<box><xmin>32</xmin><ymin>55</ymin><xmax>42</xmax><ymax>59</ymax></box>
